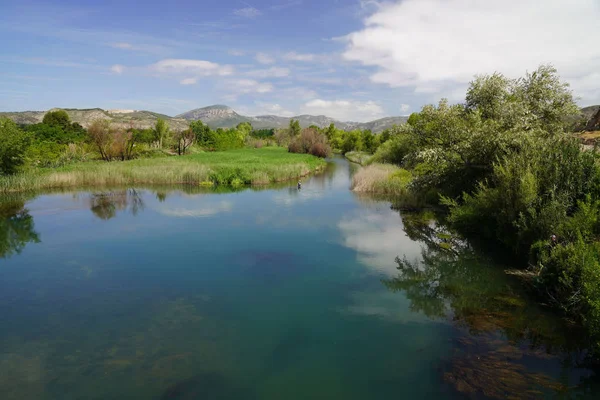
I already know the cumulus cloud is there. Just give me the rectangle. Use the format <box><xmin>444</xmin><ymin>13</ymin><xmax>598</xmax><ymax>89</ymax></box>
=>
<box><xmin>234</xmin><ymin>7</ymin><xmax>262</xmax><ymax>18</ymax></box>
<box><xmin>246</xmin><ymin>67</ymin><xmax>290</xmax><ymax>78</ymax></box>
<box><xmin>343</xmin><ymin>0</ymin><xmax>600</xmax><ymax>103</ymax></box>
<box><xmin>301</xmin><ymin>99</ymin><xmax>384</xmax><ymax>122</ymax></box>
<box><xmin>150</xmin><ymin>58</ymin><xmax>234</xmax><ymax>76</ymax></box>
<box><xmin>225</xmin><ymin>79</ymin><xmax>273</xmax><ymax>94</ymax></box>
<box><xmin>110</xmin><ymin>64</ymin><xmax>125</xmax><ymax>74</ymax></box>
<box><xmin>255</xmin><ymin>52</ymin><xmax>275</xmax><ymax>64</ymax></box>
<box><xmin>180</xmin><ymin>77</ymin><xmax>197</xmax><ymax>85</ymax></box>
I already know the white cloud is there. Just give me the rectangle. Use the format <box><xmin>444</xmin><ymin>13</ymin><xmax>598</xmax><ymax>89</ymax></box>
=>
<box><xmin>241</xmin><ymin>102</ymin><xmax>295</xmax><ymax>117</ymax></box>
<box><xmin>110</xmin><ymin>64</ymin><xmax>125</xmax><ymax>74</ymax></box>
<box><xmin>225</xmin><ymin>79</ymin><xmax>273</xmax><ymax>94</ymax></box>
<box><xmin>157</xmin><ymin>201</ymin><xmax>233</xmax><ymax>218</ymax></box>
<box><xmin>399</xmin><ymin>104</ymin><xmax>410</xmax><ymax>114</ymax></box>
<box><xmin>283</xmin><ymin>52</ymin><xmax>315</xmax><ymax>62</ymax></box>
<box><xmin>301</xmin><ymin>99</ymin><xmax>384</xmax><ymax>122</ymax></box>
<box><xmin>338</xmin><ymin>208</ymin><xmax>423</xmax><ymax>276</ymax></box>
<box><xmin>150</xmin><ymin>58</ymin><xmax>234</xmax><ymax>76</ymax></box>
<box><xmin>234</xmin><ymin>7</ymin><xmax>262</xmax><ymax>18</ymax></box>
<box><xmin>255</xmin><ymin>52</ymin><xmax>275</xmax><ymax>64</ymax></box>
<box><xmin>343</xmin><ymin>0</ymin><xmax>600</xmax><ymax>103</ymax></box>
<box><xmin>111</xmin><ymin>42</ymin><xmax>133</xmax><ymax>50</ymax></box>
<box><xmin>246</xmin><ymin>67</ymin><xmax>290</xmax><ymax>78</ymax></box>
<box><xmin>180</xmin><ymin>77</ymin><xmax>197</xmax><ymax>85</ymax></box>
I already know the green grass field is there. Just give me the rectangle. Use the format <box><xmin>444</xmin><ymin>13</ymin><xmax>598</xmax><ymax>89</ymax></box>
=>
<box><xmin>0</xmin><ymin>147</ymin><xmax>326</xmax><ymax>193</ymax></box>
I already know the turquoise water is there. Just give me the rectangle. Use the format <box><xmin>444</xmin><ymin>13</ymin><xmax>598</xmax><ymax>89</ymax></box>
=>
<box><xmin>0</xmin><ymin>158</ymin><xmax>597</xmax><ymax>399</ymax></box>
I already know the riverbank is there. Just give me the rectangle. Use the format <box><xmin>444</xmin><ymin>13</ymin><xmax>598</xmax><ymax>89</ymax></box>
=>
<box><xmin>344</xmin><ymin>151</ymin><xmax>372</xmax><ymax>165</ymax></box>
<box><xmin>0</xmin><ymin>147</ymin><xmax>326</xmax><ymax>193</ymax></box>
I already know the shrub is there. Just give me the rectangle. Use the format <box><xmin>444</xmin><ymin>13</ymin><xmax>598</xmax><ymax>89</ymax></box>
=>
<box><xmin>0</xmin><ymin>118</ymin><xmax>30</xmax><ymax>175</ymax></box>
<box><xmin>288</xmin><ymin>128</ymin><xmax>331</xmax><ymax>158</ymax></box>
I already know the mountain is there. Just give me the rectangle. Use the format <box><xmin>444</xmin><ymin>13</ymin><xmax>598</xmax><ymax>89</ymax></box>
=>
<box><xmin>582</xmin><ymin>105</ymin><xmax>600</xmax><ymax>131</ymax></box>
<box><xmin>0</xmin><ymin>108</ymin><xmax>189</xmax><ymax>130</ymax></box>
<box><xmin>176</xmin><ymin>105</ymin><xmax>408</xmax><ymax>132</ymax></box>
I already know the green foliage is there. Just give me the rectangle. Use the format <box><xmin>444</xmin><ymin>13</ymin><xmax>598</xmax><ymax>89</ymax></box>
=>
<box><xmin>153</xmin><ymin>118</ymin><xmax>170</xmax><ymax>148</ymax></box>
<box><xmin>42</xmin><ymin>109</ymin><xmax>71</xmax><ymax>131</ymax></box>
<box><xmin>288</xmin><ymin>119</ymin><xmax>301</xmax><ymax>136</ymax></box>
<box><xmin>251</xmin><ymin>128</ymin><xmax>275</xmax><ymax>139</ymax></box>
<box><xmin>341</xmin><ymin>130</ymin><xmax>363</xmax><ymax>154</ymax></box>
<box><xmin>0</xmin><ymin>196</ymin><xmax>40</xmax><ymax>258</ymax></box>
<box><xmin>0</xmin><ymin>118</ymin><xmax>30</xmax><ymax>175</ymax></box>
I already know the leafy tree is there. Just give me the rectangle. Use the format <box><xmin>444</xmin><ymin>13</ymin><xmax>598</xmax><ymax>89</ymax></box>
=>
<box><xmin>153</xmin><ymin>118</ymin><xmax>170</xmax><ymax>148</ymax></box>
<box><xmin>341</xmin><ymin>130</ymin><xmax>363</xmax><ymax>154</ymax></box>
<box><xmin>0</xmin><ymin>118</ymin><xmax>30</xmax><ymax>174</ymax></box>
<box><xmin>288</xmin><ymin>119</ymin><xmax>301</xmax><ymax>136</ymax></box>
<box><xmin>42</xmin><ymin>110</ymin><xmax>71</xmax><ymax>131</ymax></box>
<box><xmin>190</xmin><ymin>120</ymin><xmax>215</xmax><ymax>148</ymax></box>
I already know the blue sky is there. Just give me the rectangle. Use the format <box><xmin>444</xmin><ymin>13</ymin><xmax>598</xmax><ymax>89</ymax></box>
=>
<box><xmin>1</xmin><ymin>0</ymin><xmax>599</xmax><ymax>121</ymax></box>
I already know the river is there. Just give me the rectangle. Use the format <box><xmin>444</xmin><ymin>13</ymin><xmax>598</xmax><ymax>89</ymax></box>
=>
<box><xmin>0</xmin><ymin>157</ymin><xmax>598</xmax><ymax>399</ymax></box>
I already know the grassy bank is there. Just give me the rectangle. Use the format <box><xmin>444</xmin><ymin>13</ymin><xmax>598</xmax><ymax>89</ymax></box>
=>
<box><xmin>0</xmin><ymin>147</ymin><xmax>325</xmax><ymax>193</ymax></box>
<box><xmin>344</xmin><ymin>151</ymin><xmax>372</xmax><ymax>165</ymax></box>
<box><xmin>351</xmin><ymin>164</ymin><xmax>423</xmax><ymax>208</ymax></box>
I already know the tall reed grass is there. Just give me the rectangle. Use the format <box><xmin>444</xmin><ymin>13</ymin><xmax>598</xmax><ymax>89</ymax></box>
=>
<box><xmin>0</xmin><ymin>147</ymin><xmax>325</xmax><ymax>193</ymax></box>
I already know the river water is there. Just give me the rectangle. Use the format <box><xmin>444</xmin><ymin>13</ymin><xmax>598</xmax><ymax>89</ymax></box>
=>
<box><xmin>0</xmin><ymin>157</ymin><xmax>597</xmax><ymax>399</ymax></box>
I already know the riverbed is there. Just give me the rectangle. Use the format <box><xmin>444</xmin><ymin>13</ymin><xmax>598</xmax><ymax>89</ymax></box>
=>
<box><xmin>0</xmin><ymin>157</ymin><xmax>597</xmax><ymax>399</ymax></box>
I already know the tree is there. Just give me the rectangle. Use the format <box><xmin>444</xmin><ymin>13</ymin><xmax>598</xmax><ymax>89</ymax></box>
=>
<box><xmin>289</xmin><ymin>119</ymin><xmax>301</xmax><ymax>136</ymax></box>
<box><xmin>0</xmin><ymin>196</ymin><xmax>40</xmax><ymax>258</ymax></box>
<box><xmin>0</xmin><ymin>118</ymin><xmax>30</xmax><ymax>175</ymax></box>
<box><xmin>42</xmin><ymin>110</ymin><xmax>71</xmax><ymax>131</ymax></box>
<box><xmin>153</xmin><ymin>118</ymin><xmax>170</xmax><ymax>148</ymax></box>
<box><xmin>190</xmin><ymin>120</ymin><xmax>214</xmax><ymax>147</ymax></box>
<box><xmin>341</xmin><ymin>130</ymin><xmax>363</xmax><ymax>154</ymax></box>
<box><xmin>174</xmin><ymin>129</ymin><xmax>195</xmax><ymax>155</ymax></box>
<box><xmin>88</xmin><ymin>119</ymin><xmax>113</xmax><ymax>161</ymax></box>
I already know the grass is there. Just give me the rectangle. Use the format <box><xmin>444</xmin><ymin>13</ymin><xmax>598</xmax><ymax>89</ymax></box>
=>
<box><xmin>0</xmin><ymin>147</ymin><xmax>326</xmax><ymax>193</ymax></box>
<box><xmin>351</xmin><ymin>164</ymin><xmax>412</xmax><ymax>194</ymax></box>
<box><xmin>344</xmin><ymin>151</ymin><xmax>372</xmax><ymax>165</ymax></box>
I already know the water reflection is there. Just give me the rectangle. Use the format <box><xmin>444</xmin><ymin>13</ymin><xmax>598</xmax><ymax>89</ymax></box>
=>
<box><xmin>88</xmin><ymin>189</ymin><xmax>145</xmax><ymax>220</ymax></box>
<box><xmin>0</xmin><ymin>194</ymin><xmax>40</xmax><ymax>258</ymax></box>
<box><xmin>383</xmin><ymin>210</ymin><xmax>591</xmax><ymax>398</ymax></box>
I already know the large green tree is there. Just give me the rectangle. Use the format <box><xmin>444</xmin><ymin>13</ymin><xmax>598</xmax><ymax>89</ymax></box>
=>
<box><xmin>0</xmin><ymin>118</ymin><xmax>30</xmax><ymax>175</ymax></box>
<box><xmin>42</xmin><ymin>109</ymin><xmax>71</xmax><ymax>131</ymax></box>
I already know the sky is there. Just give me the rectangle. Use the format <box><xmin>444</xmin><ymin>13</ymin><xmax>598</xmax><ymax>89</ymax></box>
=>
<box><xmin>1</xmin><ymin>0</ymin><xmax>599</xmax><ymax>122</ymax></box>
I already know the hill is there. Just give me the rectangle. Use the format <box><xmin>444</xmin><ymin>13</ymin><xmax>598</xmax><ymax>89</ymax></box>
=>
<box><xmin>176</xmin><ymin>105</ymin><xmax>408</xmax><ymax>132</ymax></box>
<box><xmin>0</xmin><ymin>108</ymin><xmax>189</xmax><ymax>130</ymax></box>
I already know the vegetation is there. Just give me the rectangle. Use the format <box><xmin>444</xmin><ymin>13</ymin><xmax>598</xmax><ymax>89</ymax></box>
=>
<box><xmin>0</xmin><ymin>118</ymin><xmax>31</xmax><ymax>174</ymax></box>
<box><xmin>363</xmin><ymin>64</ymin><xmax>600</xmax><ymax>350</ymax></box>
<box><xmin>0</xmin><ymin>147</ymin><xmax>325</xmax><ymax>192</ymax></box>
<box><xmin>288</xmin><ymin>128</ymin><xmax>331</xmax><ymax>158</ymax></box>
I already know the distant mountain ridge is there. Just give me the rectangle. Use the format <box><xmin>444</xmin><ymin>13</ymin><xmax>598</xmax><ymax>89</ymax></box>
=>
<box><xmin>0</xmin><ymin>105</ymin><xmax>408</xmax><ymax>133</ymax></box>
<box><xmin>176</xmin><ymin>105</ymin><xmax>409</xmax><ymax>132</ymax></box>
<box><xmin>4</xmin><ymin>104</ymin><xmax>598</xmax><ymax>134</ymax></box>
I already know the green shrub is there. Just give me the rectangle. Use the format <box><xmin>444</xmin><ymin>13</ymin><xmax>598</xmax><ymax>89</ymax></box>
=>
<box><xmin>0</xmin><ymin>118</ymin><xmax>30</xmax><ymax>175</ymax></box>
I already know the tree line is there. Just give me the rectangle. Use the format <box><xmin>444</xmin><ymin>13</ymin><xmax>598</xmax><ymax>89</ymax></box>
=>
<box><xmin>366</xmin><ymin>65</ymin><xmax>600</xmax><ymax>351</ymax></box>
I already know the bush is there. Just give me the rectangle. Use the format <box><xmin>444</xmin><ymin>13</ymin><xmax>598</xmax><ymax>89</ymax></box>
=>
<box><xmin>0</xmin><ymin>118</ymin><xmax>30</xmax><ymax>175</ymax></box>
<box><xmin>288</xmin><ymin>128</ymin><xmax>331</xmax><ymax>158</ymax></box>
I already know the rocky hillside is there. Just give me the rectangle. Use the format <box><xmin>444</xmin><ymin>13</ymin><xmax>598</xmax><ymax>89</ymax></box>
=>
<box><xmin>177</xmin><ymin>105</ymin><xmax>408</xmax><ymax>132</ymax></box>
<box><xmin>0</xmin><ymin>108</ymin><xmax>189</xmax><ymax>130</ymax></box>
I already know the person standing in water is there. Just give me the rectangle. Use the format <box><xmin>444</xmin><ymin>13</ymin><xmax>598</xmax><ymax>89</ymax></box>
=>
<box><xmin>298</xmin><ymin>181</ymin><xmax>302</xmax><ymax>190</ymax></box>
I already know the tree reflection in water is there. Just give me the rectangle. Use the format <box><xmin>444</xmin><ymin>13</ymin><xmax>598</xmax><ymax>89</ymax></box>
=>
<box><xmin>89</xmin><ymin>189</ymin><xmax>145</xmax><ymax>220</ymax></box>
<box><xmin>0</xmin><ymin>195</ymin><xmax>40</xmax><ymax>259</ymax></box>
<box><xmin>383</xmin><ymin>210</ymin><xmax>591</xmax><ymax>399</ymax></box>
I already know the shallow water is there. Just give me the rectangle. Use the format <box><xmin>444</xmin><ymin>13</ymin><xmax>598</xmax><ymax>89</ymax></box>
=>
<box><xmin>0</xmin><ymin>157</ymin><xmax>598</xmax><ymax>399</ymax></box>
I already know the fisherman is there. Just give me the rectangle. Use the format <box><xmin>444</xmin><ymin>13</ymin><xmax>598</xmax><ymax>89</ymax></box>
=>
<box><xmin>297</xmin><ymin>181</ymin><xmax>302</xmax><ymax>190</ymax></box>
